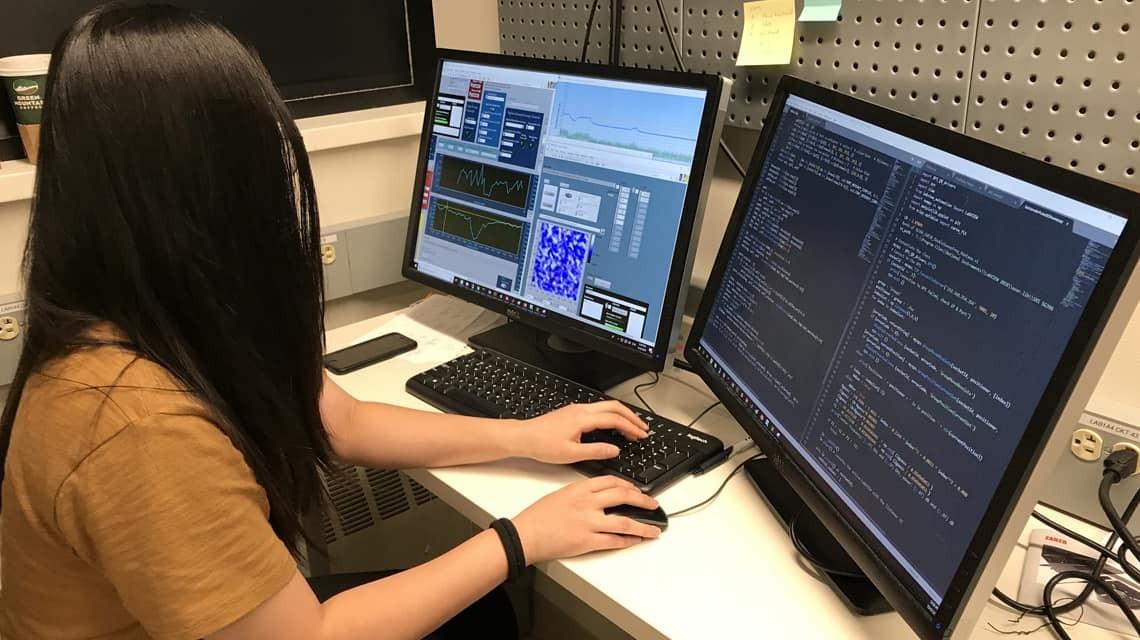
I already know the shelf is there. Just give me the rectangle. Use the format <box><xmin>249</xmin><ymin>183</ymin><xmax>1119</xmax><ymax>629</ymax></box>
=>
<box><xmin>0</xmin><ymin>101</ymin><xmax>427</xmax><ymax>205</ymax></box>
<box><xmin>299</xmin><ymin>101</ymin><xmax>425</xmax><ymax>153</ymax></box>
<box><xmin>0</xmin><ymin>159</ymin><xmax>36</xmax><ymax>206</ymax></box>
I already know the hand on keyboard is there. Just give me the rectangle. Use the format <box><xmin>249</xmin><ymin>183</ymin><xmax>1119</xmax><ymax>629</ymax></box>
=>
<box><xmin>518</xmin><ymin>401</ymin><xmax>649</xmax><ymax>464</ymax></box>
<box><xmin>406</xmin><ymin>349</ymin><xmax>726</xmax><ymax>494</ymax></box>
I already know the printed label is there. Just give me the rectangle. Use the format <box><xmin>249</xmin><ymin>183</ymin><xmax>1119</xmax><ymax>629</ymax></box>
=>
<box><xmin>3</xmin><ymin>74</ymin><xmax>46</xmax><ymax>125</ymax></box>
<box><xmin>1082</xmin><ymin>412</ymin><xmax>1140</xmax><ymax>443</ymax></box>
<box><xmin>0</xmin><ymin>301</ymin><xmax>26</xmax><ymax>315</ymax></box>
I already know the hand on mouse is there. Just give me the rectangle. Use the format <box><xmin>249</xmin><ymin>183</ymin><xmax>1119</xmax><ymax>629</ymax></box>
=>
<box><xmin>518</xmin><ymin>401</ymin><xmax>649</xmax><ymax>464</ymax></box>
<box><xmin>512</xmin><ymin>475</ymin><xmax>661</xmax><ymax>564</ymax></box>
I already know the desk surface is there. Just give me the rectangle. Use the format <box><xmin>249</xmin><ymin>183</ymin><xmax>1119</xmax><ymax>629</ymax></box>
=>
<box><xmin>326</xmin><ymin>297</ymin><xmax>1130</xmax><ymax>640</ymax></box>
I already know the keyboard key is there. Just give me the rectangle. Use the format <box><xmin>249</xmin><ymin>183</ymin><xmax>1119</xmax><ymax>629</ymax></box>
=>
<box><xmin>663</xmin><ymin>451</ymin><xmax>688</xmax><ymax>468</ymax></box>
<box><xmin>442</xmin><ymin>386</ymin><xmax>509</xmax><ymax>418</ymax></box>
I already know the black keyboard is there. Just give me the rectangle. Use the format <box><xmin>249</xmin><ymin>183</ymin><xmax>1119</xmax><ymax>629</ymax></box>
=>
<box><xmin>406</xmin><ymin>349</ymin><xmax>725</xmax><ymax>495</ymax></box>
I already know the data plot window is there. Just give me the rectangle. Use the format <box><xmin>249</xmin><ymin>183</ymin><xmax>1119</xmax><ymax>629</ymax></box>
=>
<box><xmin>428</xmin><ymin>200</ymin><xmax>526</xmax><ymax>258</ymax></box>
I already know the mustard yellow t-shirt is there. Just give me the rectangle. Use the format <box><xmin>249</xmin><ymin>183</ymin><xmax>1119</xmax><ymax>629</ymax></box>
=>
<box><xmin>0</xmin><ymin>338</ymin><xmax>297</xmax><ymax>639</ymax></box>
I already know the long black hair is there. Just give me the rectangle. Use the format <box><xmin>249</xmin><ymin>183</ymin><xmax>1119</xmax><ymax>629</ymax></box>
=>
<box><xmin>0</xmin><ymin>3</ymin><xmax>330</xmax><ymax>553</ymax></box>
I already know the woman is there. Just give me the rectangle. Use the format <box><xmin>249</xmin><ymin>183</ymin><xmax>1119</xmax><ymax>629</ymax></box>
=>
<box><xmin>0</xmin><ymin>5</ymin><xmax>661</xmax><ymax>639</ymax></box>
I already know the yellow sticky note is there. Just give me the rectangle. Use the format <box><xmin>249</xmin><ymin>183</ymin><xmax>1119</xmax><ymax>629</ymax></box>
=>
<box><xmin>737</xmin><ymin>0</ymin><xmax>796</xmax><ymax>67</ymax></box>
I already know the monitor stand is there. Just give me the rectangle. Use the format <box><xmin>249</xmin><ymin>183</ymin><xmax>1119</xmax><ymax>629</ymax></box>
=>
<box><xmin>744</xmin><ymin>458</ymin><xmax>891</xmax><ymax>616</ymax></box>
<box><xmin>468</xmin><ymin>321</ymin><xmax>645</xmax><ymax>391</ymax></box>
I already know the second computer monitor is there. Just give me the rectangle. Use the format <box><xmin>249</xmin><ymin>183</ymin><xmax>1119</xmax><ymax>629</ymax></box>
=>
<box><xmin>686</xmin><ymin>77</ymin><xmax>1140</xmax><ymax>638</ymax></box>
<box><xmin>403</xmin><ymin>51</ymin><xmax>723</xmax><ymax>382</ymax></box>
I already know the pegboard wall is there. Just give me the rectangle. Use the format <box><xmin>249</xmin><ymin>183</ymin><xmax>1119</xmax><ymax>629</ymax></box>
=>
<box><xmin>497</xmin><ymin>0</ymin><xmax>1139</xmax><ymax>186</ymax></box>
<box><xmin>969</xmin><ymin>2</ymin><xmax>1137</xmax><ymax>184</ymax></box>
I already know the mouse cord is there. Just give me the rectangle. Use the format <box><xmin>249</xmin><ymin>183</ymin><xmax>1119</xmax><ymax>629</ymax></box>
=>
<box><xmin>633</xmin><ymin>372</ymin><xmax>660</xmax><ymax>413</ymax></box>
<box><xmin>686</xmin><ymin>400</ymin><xmax>722</xmax><ymax>429</ymax></box>
<box><xmin>666</xmin><ymin>453</ymin><xmax>764</xmax><ymax>518</ymax></box>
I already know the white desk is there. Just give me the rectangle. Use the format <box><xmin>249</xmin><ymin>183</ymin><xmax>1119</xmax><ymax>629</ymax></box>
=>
<box><xmin>326</xmin><ymin>300</ymin><xmax>1130</xmax><ymax>640</ymax></box>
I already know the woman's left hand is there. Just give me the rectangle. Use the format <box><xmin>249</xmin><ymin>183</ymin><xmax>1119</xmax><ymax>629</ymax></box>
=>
<box><xmin>518</xmin><ymin>401</ymin><xmax>649</xmax><ymax>464</ymax></box>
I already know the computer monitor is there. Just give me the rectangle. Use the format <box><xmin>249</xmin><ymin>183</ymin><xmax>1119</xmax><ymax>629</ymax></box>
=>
<box><xmin>685</xmin><ymin>76</ymin><xmax>1140</xmax><ymax>639</ymax></box>
<box><xmin>403</xmin><ymin>50</ymin><xmax>726</xmax><ymax>388</ymax></box>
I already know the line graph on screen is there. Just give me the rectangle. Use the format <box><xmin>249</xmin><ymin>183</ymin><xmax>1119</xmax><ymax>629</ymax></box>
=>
<box><xmin>432</xmin><ymin>200</ymin><xmax>524</xmax><ymax>255</ymax></box>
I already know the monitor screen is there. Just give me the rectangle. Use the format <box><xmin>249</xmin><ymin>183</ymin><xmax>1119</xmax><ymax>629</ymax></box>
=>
<box><xmin>687</xmin><ymin>81</ymin><xmax>1136</xmax><ymax>636</ymax></box>
<box><xmin>0</xmin><ymin>1</ymin><xmax>434</xmax><ymax>128</ymax></box>
<box><xmin>404</xmin><ymin>54</ymin><xmax>718</xmax><ymax>367</ymax></box>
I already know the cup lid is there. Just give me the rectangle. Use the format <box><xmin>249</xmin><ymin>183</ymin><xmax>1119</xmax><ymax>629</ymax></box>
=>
<box><xmin>0</xmin><ymin>54</ymin><xmax>51</xmax><ymax>77</ymax></box>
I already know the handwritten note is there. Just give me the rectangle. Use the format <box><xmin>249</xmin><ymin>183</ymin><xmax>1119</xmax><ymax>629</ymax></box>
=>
<box><xmin>799</xmin><ymin>0</ymin><xmax>842</xmax><ymax>22</ymax></box>
<box><xmin>737</xmin><ymin>0</ymin><xmax>796</xmax><ymax>67</ymax></box>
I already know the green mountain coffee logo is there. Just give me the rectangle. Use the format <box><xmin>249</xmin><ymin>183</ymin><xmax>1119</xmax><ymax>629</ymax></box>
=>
<box><xmin>13</xmin><ymin>80</ymin><xmax>40</xmax><ymax>95</ymax></box>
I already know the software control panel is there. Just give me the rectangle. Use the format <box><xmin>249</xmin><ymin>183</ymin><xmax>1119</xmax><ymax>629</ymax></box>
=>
<box><xmin>410</xmin><ymin>61</ymin><xmax>709</xmax><ymax>356</ymax></box>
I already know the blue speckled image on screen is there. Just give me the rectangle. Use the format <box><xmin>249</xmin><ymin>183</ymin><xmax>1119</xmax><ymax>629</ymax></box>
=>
<box><xmin>532</xmin><ymin>222</ymin><xmax>589</xmax><ymax>301</ymax></box>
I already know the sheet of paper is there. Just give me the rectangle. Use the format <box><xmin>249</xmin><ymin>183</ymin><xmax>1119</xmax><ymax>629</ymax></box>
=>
<box><xmin>799</xmin><ymin>0</ymin><xmax>841</xmax><ymax>22</ymax></box>
<box><xmin>736</xmin><ymin>0</ymin><xmax>796</xmax><ymax>67</ymax></box>
<box><xmin>1016</xmin><ymin>528</ymin><xmax>1140</xmax><ymax>635</ymax></box>
<box><xmin>350</xmin><ymin>294</ymin><xmax>500</xmax><ymax>365</ymax></box>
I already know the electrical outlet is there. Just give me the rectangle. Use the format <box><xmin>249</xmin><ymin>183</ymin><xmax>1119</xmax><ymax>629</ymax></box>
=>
<box><xmin>321</xmin><ymin>244</ymin><xmax>336</xmax><ymax>266</ymax></box>
<box><xmin>1110</xmin><ymin>442</ymin><xmax>1140</xmax><ymax>476</ymax></box>
<box><xmin>1044</xmin><ymin>412</ymin><xmax>1140</xmax><ymax>530</ymax></box>
<box><xmin>0</xmin><ymin>316</ymin><xmax>19</xmax><ymax>341</ymax></box>
<box><xmin>1070</xmin><ymin>428</ymin><xmax>1103</xmax><ymax>462</ymax></box>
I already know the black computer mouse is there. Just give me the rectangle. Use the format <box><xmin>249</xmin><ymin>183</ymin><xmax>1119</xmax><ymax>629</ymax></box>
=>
<box><xmin>604</xmin><ymin>504</ymin><xmax>669</xmax><ymax>532</ymax></box>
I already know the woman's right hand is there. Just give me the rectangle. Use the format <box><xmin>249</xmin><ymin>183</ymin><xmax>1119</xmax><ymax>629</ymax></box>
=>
<box><xmin>511</xmin><ymin>475</ymin><xmax>662</xmax><ymax>565</ymax></box>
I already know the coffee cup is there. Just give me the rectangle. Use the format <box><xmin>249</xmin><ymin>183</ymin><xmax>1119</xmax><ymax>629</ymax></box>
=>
<box><xmin>0</xmin><ymin>54</ymin><xmax>51</xmax><ymax>164</ymax></box>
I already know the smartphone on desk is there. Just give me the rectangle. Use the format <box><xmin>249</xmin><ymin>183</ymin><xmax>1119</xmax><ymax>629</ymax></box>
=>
<box><xmin>324</xmin><ymin>332</ymin><xmax>417</xmax><ymax>375</ymax></box>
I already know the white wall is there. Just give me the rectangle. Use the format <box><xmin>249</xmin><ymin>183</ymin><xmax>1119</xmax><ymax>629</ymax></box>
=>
<box><xmin>0</xmin><ymin>201</ymin><xmax>27</xmax><ymax>295</ymax></box>
<box><xmin>433</xmin><ymin>0</ymin><xmax>500</xmax><ymax>54</ymax></box>
<box><xmin>1091</xmin><ymin>301</ymin><xmax>1140</xmax><ymax>412</ymax></box>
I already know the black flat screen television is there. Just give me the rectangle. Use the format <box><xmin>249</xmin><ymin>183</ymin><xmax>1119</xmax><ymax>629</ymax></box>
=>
<box><xmin>0</xmin><ymin>1</ymin><xmax>436</xmax><ymax>161</ymax></box>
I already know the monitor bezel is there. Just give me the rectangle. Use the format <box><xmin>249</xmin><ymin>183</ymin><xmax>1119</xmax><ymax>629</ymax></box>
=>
<box><xmin>282</xmin><ymin>0</ymin><xmax>437</xmax><ymax>120</ymax></box>
<box><xmin>684</xmin><ymin>75</ymin><xmax>1140</xmax><ymax>639</ymax></box>
<box><xmin>402</xmin><ymin>49</ymin><xmax>723</xmax><ymax>373</ymax></box>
